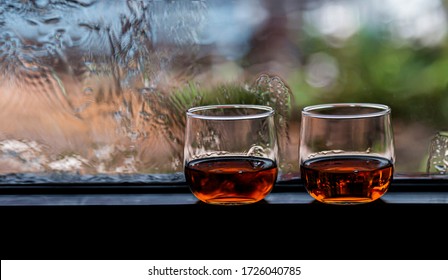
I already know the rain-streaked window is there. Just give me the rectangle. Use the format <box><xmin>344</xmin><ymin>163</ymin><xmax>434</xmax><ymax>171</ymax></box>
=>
<box><xmin>0</xmin><ymin>0</ymin><xmax>446</xmax><ymax>185</ymax></box>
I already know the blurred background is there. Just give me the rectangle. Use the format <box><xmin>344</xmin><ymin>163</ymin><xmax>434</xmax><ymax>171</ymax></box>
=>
<box><xmin>0</xmin><ymin>0</ymin><xmax>447</xmax><ymax>184</ymax></box>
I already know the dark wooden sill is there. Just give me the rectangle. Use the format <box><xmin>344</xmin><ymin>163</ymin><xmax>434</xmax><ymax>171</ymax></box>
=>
<box><xmin>0</xmin><ymin>177</ymin><xmax>447</xmax><ymax>205</ymax></box>
<box><xmin>1</xmin><ymin>177</ymin><xmax>447</xmax><ymax>260</ymax></box>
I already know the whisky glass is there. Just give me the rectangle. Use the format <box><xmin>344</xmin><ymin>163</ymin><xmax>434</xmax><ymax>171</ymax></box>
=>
<box><xmin>184</xmin><ymin>104</ymin><xmax>278</xmax><ymax>205</ymax></box>
<box><xmin>299</xmin><ymin>103</ymin><xmax>395</xmax><ymax>205</ymax></box>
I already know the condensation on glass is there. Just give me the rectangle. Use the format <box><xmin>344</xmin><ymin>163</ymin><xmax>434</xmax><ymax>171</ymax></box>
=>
<box><xmin>427</xmin><ymin>132</ymin><xmax>448</xmax><ymax>175</ymax></box>
<box><xmin>0</xmin><ymin>0</ymin><xmax>447</xmax><ymax>185</ymax></box>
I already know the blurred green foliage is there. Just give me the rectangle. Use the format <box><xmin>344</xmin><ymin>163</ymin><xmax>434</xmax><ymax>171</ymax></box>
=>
<box><xmin>288</xmin><ymin>27</ymin><xmax>448</xmax><ymax>129</ymax></box>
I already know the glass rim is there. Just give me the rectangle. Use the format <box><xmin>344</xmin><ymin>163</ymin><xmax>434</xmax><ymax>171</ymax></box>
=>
<box><xmin>186</xmin><ymin>104</ymin><xmax>274</xmax><ymax>120</ymax></box>
<box><xmin>302</xmin><ymin>103</ymin><xmax>391</xmax><ymax>119</ymax></box>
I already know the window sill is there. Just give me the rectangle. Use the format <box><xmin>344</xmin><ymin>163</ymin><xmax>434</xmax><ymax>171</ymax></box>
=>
<box><xmin>0</xmin><ymin>177</ymin><xmax>447</xmax><ymax>206</ymax></box>
<box><xmin>2</xmin><ymin>177</ymin><xmax>447</xmax><ymax>260</ymax></box>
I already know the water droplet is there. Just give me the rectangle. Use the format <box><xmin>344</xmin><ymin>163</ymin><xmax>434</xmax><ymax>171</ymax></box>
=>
<box><xmin>83</xmin><ymin>87</ymin><xmax>93</xmax><ymax>95</ymax></box>
<box><xmin>246</xmin><ymin>145</ymin><xmax>264</xmax><ymax>157</ymax></box>
<box><xmin>427</xmin><ymin>132</ymin><xmax>448</xmax><ymax>174</ymax></box>
<box><xmin>34</xmin><ymin>0</ymin><xmax>50</xmax><ymax>8</ymax></box>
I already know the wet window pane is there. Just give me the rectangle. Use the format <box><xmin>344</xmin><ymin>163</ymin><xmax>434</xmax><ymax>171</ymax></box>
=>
<box><xmin>0</xmin><ymin>0</ymin><xmax>447</xmax><ymax>184</ymax></box>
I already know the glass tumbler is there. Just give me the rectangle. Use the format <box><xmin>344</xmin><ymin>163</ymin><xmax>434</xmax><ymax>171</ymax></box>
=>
<box><xmin>184</xmin><ymin>104</ymin><xmax>279</xmax><ymax>205</ymax></box>
<box><xmin>299</xmin><ymin>103</ymin><xmax>395</xmax><ymax>205</ymax></box>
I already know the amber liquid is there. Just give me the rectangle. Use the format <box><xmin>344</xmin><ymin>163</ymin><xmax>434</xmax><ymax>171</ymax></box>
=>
<box><xmin>300</xmin><ymin>155</ymin><xmax>393</xmax><ymax>204</ymax></box>
<box><xmin>184</xmin><ymin>156</ymin><xmax>278</xmax><ymax>205</ymax></box>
